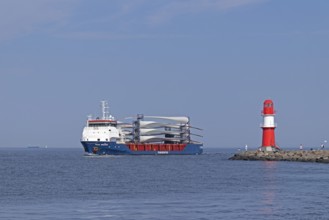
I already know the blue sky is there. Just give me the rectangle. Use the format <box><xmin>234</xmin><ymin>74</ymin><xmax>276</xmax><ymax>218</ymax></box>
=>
<box><xmin>1</xmin><ymin>0</ymin><xmax>329</xmax><ymax>149</ymax></box>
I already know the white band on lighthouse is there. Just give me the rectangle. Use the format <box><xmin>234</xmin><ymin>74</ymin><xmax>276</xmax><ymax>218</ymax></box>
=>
<box><xmin>262</xmin><ymin>115</ymin><xmax>275</xmax><ymax>128</ymax></box>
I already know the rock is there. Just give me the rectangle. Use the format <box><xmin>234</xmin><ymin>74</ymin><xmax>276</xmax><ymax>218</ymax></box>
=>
<box><xmin>229</xmin><ymin>150</ymin><xmax>329</xmax><ymax>163</ymax></box>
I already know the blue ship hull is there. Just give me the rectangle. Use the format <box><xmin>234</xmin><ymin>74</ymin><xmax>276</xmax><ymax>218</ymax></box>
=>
<box><xmin>81</xmin><ymin>141</ymin><xmax>203</xmax><ymax>155</ymax></box>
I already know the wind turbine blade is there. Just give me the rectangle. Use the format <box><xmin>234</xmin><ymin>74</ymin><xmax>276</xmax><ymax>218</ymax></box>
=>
<box><xmin>144</xmin><ymin>116</ymin><xmax>189</xmax><ymax>124</ymax></box>
<box><xmin>139</xmin><ymin>121</ymin><xmax>162</xmax><ymax>127</ymax></box>
<box><xmin>117</xmin><ymin>123</ymin><xmax>134</xmax><ymax>128</ymax></box>
<box><xmin>190</xmin><ymin>133</ymin><xmax>203</xmax><ymax>138</ymax></box>
<box><xmin>188</xmin><ymin>126</ymin><xmax>203</xmax><ymax>131</ymax></box>
<box><xmin>139</xmin><ymin>136</ymin><xmax>185</xmax><ymax>143</ymax></box>
<box><xmin>122</xmin><ymin>130</ymin><xmax>133</xmax><ymax>135</ymax></box>
<box><xmin>139</xmin><ymin>128</ymin><xmax>182</xmax><ymax>136</ymax></box>
<box><xmin>139</xmin><ymin>121</ymin><xmax>180</xmax><ymax>128</ymax></box>
<box><xmin>139</xmin><ymin>136</ymin><xmax>164</xmax><ymax>143</ymax></box>
<box><xmin>124</xmin><ymin>116</ymin><xmax>135</xmax><ymax>120</ymax></box>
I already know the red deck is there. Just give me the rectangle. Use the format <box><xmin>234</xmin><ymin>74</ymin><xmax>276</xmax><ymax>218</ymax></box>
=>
<box><xmin>127</xmin><ymin>143</ymin><xmax>187</xmax><ymax>151</ymax></box>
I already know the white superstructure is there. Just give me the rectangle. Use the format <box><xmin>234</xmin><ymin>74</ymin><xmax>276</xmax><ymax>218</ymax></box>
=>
<box><xmin>81</xmin><ymin>101</ymin><xmax>123</xmax><ymax>142</ymax></box>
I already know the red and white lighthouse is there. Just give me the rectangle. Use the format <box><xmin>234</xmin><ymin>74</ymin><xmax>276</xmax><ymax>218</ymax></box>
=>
<box><xmin>261</xmin><ymin>99</ymin><xmax>280</xmax><ymax>151</ymax></box>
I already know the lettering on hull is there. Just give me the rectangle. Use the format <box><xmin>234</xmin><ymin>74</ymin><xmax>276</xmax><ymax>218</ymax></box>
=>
<box><xmin>157</xmin><ymin>151</ymin><xmax>169</xmax><ymax>155</ymax></box>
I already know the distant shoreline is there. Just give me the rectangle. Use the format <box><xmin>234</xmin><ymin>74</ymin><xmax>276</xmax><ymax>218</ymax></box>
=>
<box><xmin>229</xmin><ymin>150</ymin><xmax>329</xmax><ymax>163</ymax></box>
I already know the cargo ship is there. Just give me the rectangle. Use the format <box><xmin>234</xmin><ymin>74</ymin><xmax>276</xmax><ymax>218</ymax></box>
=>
<box><xmin>81</xmin><ymin>101</ymin><xmax>203</xmax><ymax>155</ymax></box>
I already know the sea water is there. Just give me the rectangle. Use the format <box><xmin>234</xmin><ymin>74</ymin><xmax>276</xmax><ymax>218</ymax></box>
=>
<box><xmin>0</xmin><ymin>147</ymin><xmax>329</xmax><ymax>220</ymax></box>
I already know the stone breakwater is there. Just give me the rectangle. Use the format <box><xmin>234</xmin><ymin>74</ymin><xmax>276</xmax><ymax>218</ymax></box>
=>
<box><xmin>229</xmin><ymin>150</ymin><xmax>329</xmax><ymax>163</ymax></box>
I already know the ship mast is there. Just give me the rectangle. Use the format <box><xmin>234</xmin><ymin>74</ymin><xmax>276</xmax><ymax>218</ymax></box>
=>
<box><xmin>101</xmin><ymin>100</ymin><xmax>110</xmax><ymax>120</ymax></box>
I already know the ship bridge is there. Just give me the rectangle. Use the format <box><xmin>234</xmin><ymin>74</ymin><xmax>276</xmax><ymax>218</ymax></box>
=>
<box><xmin>87</xmin><ymin>119</ymin><xmax>117</xmax><ymax>127</ymax></box>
